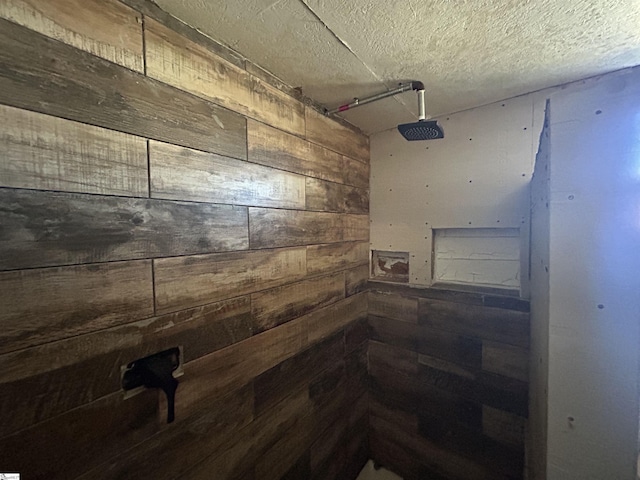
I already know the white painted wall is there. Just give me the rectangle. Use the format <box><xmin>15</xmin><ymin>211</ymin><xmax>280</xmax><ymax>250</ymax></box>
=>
<box><xmin>370</xmin><ymin>91</ymin><xmax>545</xmax><ymax>295</ymax></box>
<box><xmin>544</xmin><ymin>67</ymin><xmax>640</xmax><ymax>480</ymax></box>
<box><xmin>529</xmin><ymin>99</ymin><xmax>551</xmax><ymax>480</ymax></box>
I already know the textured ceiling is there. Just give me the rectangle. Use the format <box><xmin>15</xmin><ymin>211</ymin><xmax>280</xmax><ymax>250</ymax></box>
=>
<box><xmin>154</xmin><ymin>0</ymin><xmax>640</xmax><ymax>134</ymax></box>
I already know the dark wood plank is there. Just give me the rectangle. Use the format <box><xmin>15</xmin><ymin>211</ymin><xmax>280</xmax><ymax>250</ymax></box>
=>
<box><xmin>417</xmin><ymin>360</ymin><xmax>528</xmax><ymax>417</ymax></box>
<box><xmin>251</xmin><ymin>272</ymin><xmax>345</xmax><ymax>334</ymax></box>
<box><xmin>280</xmin><ymin>451</ymin><xmax>311</xmax><ymax>480</ymax></box>
<box><xmin>0</xmin><ymin>0</ymin><xmax>143</xmax><ymax>71</ymax></box>
<box><xmin>368</xmin><ymin>291</ymin><xmax>419</xmax><ymax>323</ymax></box>
<box><xmin>0</xmin><ymin>17</ymin><xmax>247</xmax><ymax>160</ymax></box>
<box><xmin>254</xmin><ymin>333</ymin><xmax>343</xmax><ymax>416</ymax></box>
<box><xmin>0</xmin><ymin>389</ymin><xmax>159</xmax><ymax>479</ymax></box>
<box><xmin>482</xmin><ymin>341</ymin><xmax>529</xmax><ymax>381</ymax></box>
<box><xmin>370</xmin><ymin>414</ymin><xmax>505</xmax><ymax>480</ymax></box>
<box><xmin>417</xmin><ymin>409</ymin><xmax>524</xmax><ymax>478</ymax></box>
<box><xmin>345</xmin><ymin>317</ymin><xmax>368</xmax><ymax>354</ymax></box>
<box><xmin>369</xmin><ymin>315</ymin><xmax>483</xmax><ymax>368</ymax></box>
<box><xmin>150</xmin><ymin>140</ymin><xmax>305</xmax><ymax>209</ymax></box>
<box><xmin>419</xmin><ymin>298</ymin><xmax>530</xmax><ymax>348</ymax></box>
<box><xmin>306</xmin><ymin>241</ymin><xmax>368</xmax><ymax>275</ymax></box>
<box><xmin>0</xmin><ymin>104</ymin><xmax>148</xmax><ymax>196</ymax></box>
<box><xmin>75</xmin><ymin>384</ymin><xmax>255</xmax><ymax>480</ymax></box>
<box><xmin>368</xmin><ymin>339</ymin><xmax>418</xmax><ymax>377</ymax></box>
<box><xmin>346</xmin><ymin>264</ymin><xmax>369</xmax><ymax>297</ymax></box>
<box><xmin>306</xmin><ymin>177</ymin><xmax>369</xmax><ymax>214</ymax></box>
<box><xmin>248</xmin><ymin>120</ymin><xmax>367</xmax><ymax>189</ymax></box>
<box><xmin>154</xmin><ymin>247</ymin><xmax>306</xmax><ymax>314</ymax></box>
<box><xmin>184</xmin><ymin>387</ymin><xmax>309</xmax><ymax>480</ymax></box>
<box><xmin>146</xmin><ymin>19</ymin><xmax>305</xmax><ymax>136</ymax></box>
<box><xmin>0</xmin><ymin>296</ymin><xmax>251</xmax><ymax>437</ymax></box>
<box><xmin>307</xmin><ymin>293</ymin><xmax>368</xmax><ymax>345</ymax></box>
<box><xmin>249</xmin><ymin>208</ymin><xmax>368</xmax><ymax>249</ymax></box>
<box><xmin>482</xmin><ymin>405</ymin><xmax>526</xmax><ymax>448</ymax></box>
<box><xmin>305</xmin><ymin>107</ymin><xmax>369</xmax><ymax>163</ymax></box>
<box><xmin>0</xmin><ymin>260</ymin><xmax>153</xmax><ymax>354</ymax></box>
<box><xmin>168</xmin><ymin>317</ymin><xmax>306</xmax><ymax>421</ymax></box>
<box><xmin>345</xmin><ymin>342</ymin><xmax>368</xmax><ymax>402</ymax></box>
<box><xmin>0</xmin><ymin>188</ymin><xmax>249</xmax><ymax>270</ymax></box>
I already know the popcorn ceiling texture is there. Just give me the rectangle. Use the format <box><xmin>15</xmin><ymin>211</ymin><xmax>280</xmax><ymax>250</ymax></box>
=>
<box><xmin>155</xmin><ymin>0</ymin><xmax>640</xmax><ymax>134</ymax></box>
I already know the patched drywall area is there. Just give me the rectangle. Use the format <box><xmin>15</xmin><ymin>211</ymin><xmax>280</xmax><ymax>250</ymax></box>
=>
<box><xmin>544</xmin><ymin>66</ymin><xmax>640</xmax><ymax>480</ymax></box>
<box><xmin>370</xmin><ymin>93</ymin><xmax>545</xmax><ymax>295</ymax></box>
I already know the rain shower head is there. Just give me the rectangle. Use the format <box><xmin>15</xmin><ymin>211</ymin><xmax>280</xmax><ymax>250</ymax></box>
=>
<box><xmin>397</xmin><ymin>119</ymin><xmax>444</xmax><ymax>141</ymax></box>
<box><xmin>397</xmin><ymin>88</ymin><xmax>444</xmax><ymax>141</ymax></box>
<box><xmin>325</xmin><ymin>81</ymin><xmax>444</xmax><ymax>141</ymax></box>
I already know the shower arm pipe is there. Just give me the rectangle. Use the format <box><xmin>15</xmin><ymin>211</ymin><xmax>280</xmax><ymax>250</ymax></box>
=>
<box><xmin>325</xmin><ymin>81</ymin><xmax>425</xmax><ymax>115</ymax></box>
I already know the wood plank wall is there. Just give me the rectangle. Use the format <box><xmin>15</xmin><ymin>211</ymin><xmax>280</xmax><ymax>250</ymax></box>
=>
<box><xmin>368</xmin><ymin>283</ymin><xmax>530</xmax><ymax>480</ymax></box>
<box><xmin>0</xmin><ymin>1</ymin><xmax>369</xmax><ymax>479</ymax></box>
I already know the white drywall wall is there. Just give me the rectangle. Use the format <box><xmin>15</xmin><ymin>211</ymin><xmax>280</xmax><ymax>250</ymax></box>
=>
<box><xmin>370</xmin><ymin>93</ymin><xmax>544</xmax><ymax>293</ymax></box>
<box><xmin>544</xmin><ymin>66</ymin><xmax>640</xmax><ymax>480</ymax></box>
<box><xmin>529</xmin><ymin>99</ymin><xmax>551</xmax><ymax>479</ymax></box>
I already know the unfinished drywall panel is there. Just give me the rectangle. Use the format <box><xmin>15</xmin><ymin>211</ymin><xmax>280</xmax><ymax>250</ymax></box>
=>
<box><xmin>545</xmin><ymin>66</ymin><xmax>640</xmax><ymax>480</ymax></box>
<box><xmin>528</xmin><ymin>99</ymin><xmax>551</xmax><ymax>480</ymax></box>
<box><xmin>370</xmin><ymin>94</ymin><xmax>537</xmax><ymax>291</ymax></box>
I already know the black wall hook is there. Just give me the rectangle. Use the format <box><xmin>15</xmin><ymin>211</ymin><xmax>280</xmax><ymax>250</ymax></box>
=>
<box><xmin>122</xmin><ymin>347</ymin><xmax>180</xmax><ymax>423</ymax></box>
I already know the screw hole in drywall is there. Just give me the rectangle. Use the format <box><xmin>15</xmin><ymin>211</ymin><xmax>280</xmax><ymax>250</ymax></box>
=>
<box><xmin>469</xmin><ymin>138</ymin><xmax>472</xmax><ymax>141</ymax></box>
<box><xmin>597</xmin><ymin>304</ymin><xmax>604</xmax><ymax>309</ymax></box>
<box><xmin>568</xmin><ymin>195</ymin><xmax>574</xmax><ymax>200</ymax></box>
<box><xmin>522</xmin><ymin>173</ymin><xmax>526</xmax><ymax>177</ymax></box>
<box><xmin>595</xmin><ymin>110</ymin><xmax>602</xmax><ymax>115</ymax></box>
<box><xmin>523</xmin><ymin>127</ymin><xmax>527</xmax><ymax>130</ymax></box>
<box><xmin>469</xmin><ymin>180</ymin><xmax>472</xmax><ymax>183</ymax></box>
<box><xmin>468</xmin><ymin>222</ymin><xmax>472</xmax><ymax>225</ymax></box>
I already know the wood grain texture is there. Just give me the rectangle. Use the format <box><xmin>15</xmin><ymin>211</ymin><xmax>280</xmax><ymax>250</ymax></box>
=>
<box><xmin>0</xmin><ymin>0</ymin><xmax>143</xmax><ymax>71</ymax></box>
<box><xmin>76</xmin><ymin>385</ymin><xmax>255</xmax><ymax>480</ymax></box>
<box><xmin>169</xmin><ymin>317</ymin><xmax>307</xmax><ymax>421</ymax></box>
<box><xmin>370</xmin><ymin>413</ymin><xmax>502</xmax><ymax>480</ymax></box>
<box><xmin>419</xmin><ymin>298</ymin><xmax>530</xmax><ymax>348</ymax></box>
<box><xmin>149</xmin><ymin>140</ymin><xmax>305</xmax><ymax>208</ymax></box>
<box><xmin>0</xmin><ymin>296</ymin><xmax>251</xmax><ymax>437</ymax></box>
<box><xmin>0</xmin><ymin>18</ymin><xmax>247</xmax><ymax>159</ymax></box>
<box><xmin>0</xmin><ymin>260</ymin><xmax>153</xmax><ymax>354</ymax></box>
<box><xmin>0</xmin><ymin>389</ymin><xmax>158</xmax><ymax>479</ymax></box>
<box><xmin>254</xmin><ymin>333</ymin><xmax>344</xmax><ymax>416</ymax></box>
<box><xmin>346</xmin><ymin>264</ymin><xmax>369</xmax><ymax>297</ymax></box>
<box><xmin>369</xmin><ymin>315</ymin><xmax>483</xmax><ymax>369</ymax></box>
<box><xmin>305</xmin><ymin>177</ymin><xmax>369</xmax><ymax>214</ymax></box>
<box><xmin>369</xmin><ymin>291</ymin><xmax>419</xmax><ymax>322</ymax></box>
<box><xmin>0</xmin><ymin>105</ymin><xmax>147</xmax><ymax>196</ymax></box>
<box><xmin>306</xmin><ymin>241</ymin><xmax>368</xmax><ymax>275</ymax></box>
<box><xmin>251</xmin><ymin>272</ymin><xmax>345</xmax><ymax>333</ymax></box>
<box><xmin>249</xmin><ymin>208</ymin><xmax>369</xmax><ymax>249</ymax></box>
<box><xmin>154</xmin><ymin>247</ymin><xmax>306</xmax><ymax>314</ymax></box>
<box><xmin>0</xmin><ymin>189</ymin><xmax>248</xmax><ymax>270</ymax></box>
<box><xmin>119</xmin><ymin>0</ymin><xmax>245</xmax><ymax>69</ymax></box>
<box><xmin>247</xmin><ymin>120</ymin><xmax>369</xmax><ymax>189</ymax></box>
<box><xmin>305</xmin><ymin>107</ymin><xmax>369</xmax><ymax>163</ymax></box>
<box><xmin>145</xmin><ymin>19</ymin><xmax>305</xmax><ymax>136</ymax></box>
<box><xmin>482</xmin><ymin>341</ymin><xmax>529</xmax><ymax>382</ymax></box>
<box><xmin>418</xmin><ymin>360</ymin><xmax>528</xmax><ymax>417</ymax></box>
<box><xmin>183</xmin><ymin>387</ymin><xmax>310</xmax><ymax>480</ymax></box>
<box><xmin>307</xmin><ymin>293</ymin><xmax>367</xmax><ymax>345</ymax></box>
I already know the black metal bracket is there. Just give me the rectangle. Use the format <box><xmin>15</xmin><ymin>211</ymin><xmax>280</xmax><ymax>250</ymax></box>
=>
<box><xmin>122</xmin><ymin>347</ymin><xmax>180</xmax><ymax>423</ymax></box>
